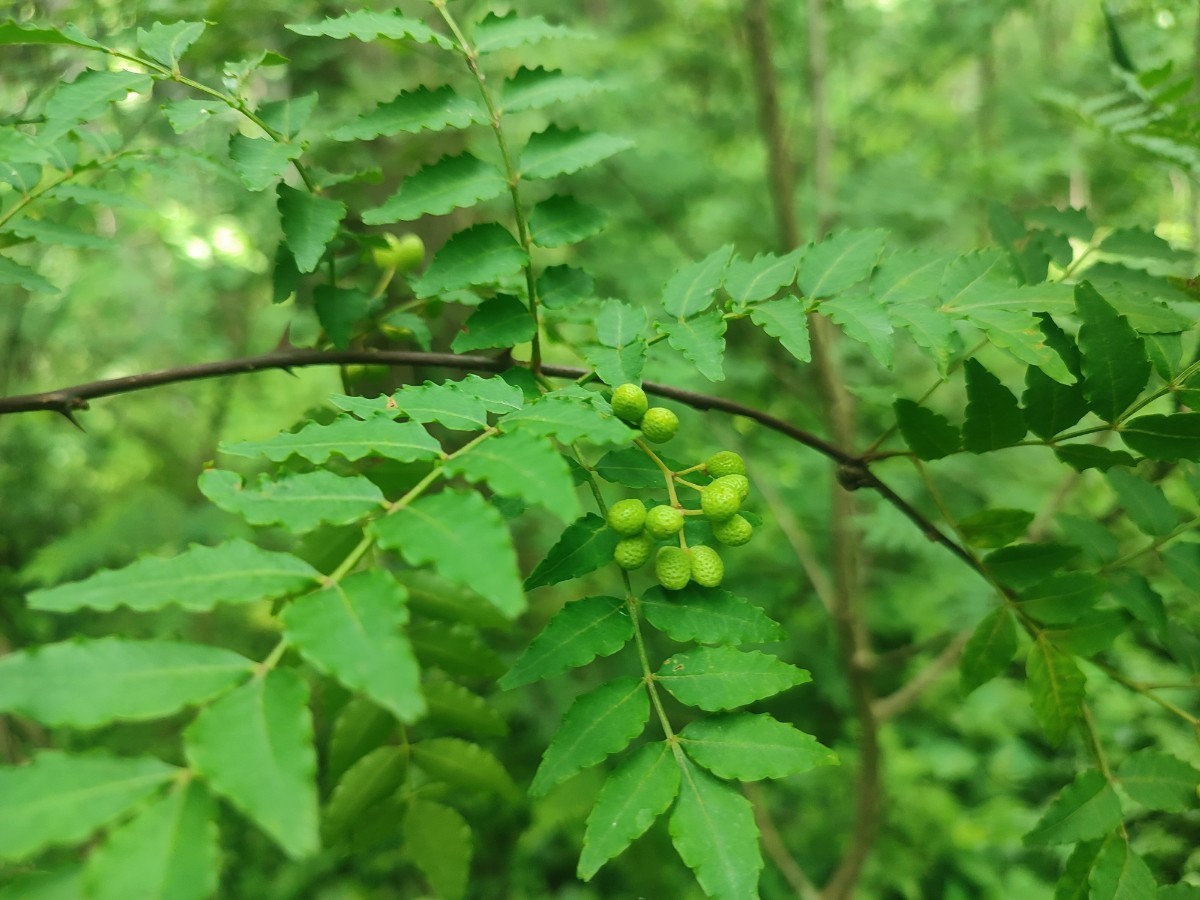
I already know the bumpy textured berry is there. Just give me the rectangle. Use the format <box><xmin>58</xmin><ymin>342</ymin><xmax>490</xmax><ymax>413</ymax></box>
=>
<box><xmin>640</xmin><ymin>407</ymin><xmax>679</xmax><ymax>444</ymax></box>
<box><xmin>607</xmin><ymin>498</ymin><xmax>647</xmax><ymax>537</ymax></box>
<box><xmin>711</xmin><ymin>514</ymin><xmax>754</xmax><ymax>547</ymax></box>
<box><xmin>713</xmin><ymin>473</ymin><xmax>750</xmax><ymax>501</ymax></box>
<box><xmin>614</xmin><ymin>534</ymin><xmax>654</xmax><ymax>570</ymax></box>
<box><xmin>644</xmin><ymin>505</ymin><xmax>684</xmax><ymax>540</ymax></box>
<box><xmin>705</xmin><ymin>451</ymin><xmax>747</xmax><ymax>478</ymax></box>
<box><xmin>655</xmin><ymin>546</ymin><xmax>692</xmax><ymax>590</ymax></box>
<box><xmin>611</xmin><ymin>383</ymin><xmax>648</xmax><ymax>424</ymax></box>
<box><xmin>700</xmin><ymin>483</ymin><xmax>741</xmax><ymax>521</ymax></box>
<box><xmin>689</xmin><ymin>545</ymin><xmax>724</xmax><ymax>588</ymax></box>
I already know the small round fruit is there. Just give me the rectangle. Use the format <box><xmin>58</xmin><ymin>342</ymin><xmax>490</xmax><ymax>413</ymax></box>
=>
<box><xmin>607</xmin><ymin>498</ymin><xmax>647</xmax><ymax>537</ymax></box>
<box><xmin>711</xmin><ymin>514</ymin><xmax>753</xmax><ymax>547</ymax></box>
<box><xmin>640</xmin><ymin>407</ymin><xmax>679</xmax><ymax>444</ymax></box>
<box><xmin>372</xmin><ymin>233</ymin><xmax>425</xmax><ymax>272</ymax></box>
<box><xmin>614</xmin><ymin>534</ymin><xmax>654</xmax><ymax>570</ymax></box>
<box><xmin>705</xmin><ymin>451</ymin><xmax>747</xmax><ymax>478</ymax></box>
<box><xmin>690</xmin><ymin>545</ymin><xmax>724</xmax><ymax>588</ymax></box>
<box><xmin>713</xmin><ymin>473</ymin><xmax>750</xmax><ymax>501</ymax></box>
<box><xmin>700</xmin><ymin>483</ymin><xmax>741</xmax><ymax>521</ymax></box>
<box><xmin>655</xmin><ymin>546</ymin><xmax>692</xmax><ymax>590</ymax></box>
<box><xmin>644</xmin><ymin>505</ymin><xmax>684</xmax><ymax>540</ymax></box>
<box><xmin>611</xmin><ymin>383</ymin><xmax>648</xmax><ymax>424</ymax></box>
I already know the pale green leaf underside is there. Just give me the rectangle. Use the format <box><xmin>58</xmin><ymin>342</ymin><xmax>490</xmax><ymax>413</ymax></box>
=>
<box><xmin>198</xmin><ymin>469</ymin><xmax>385</xmax><ymax>532</ymax></box>
<box><xmin>26</xmin><ymin>539</ymin><xmax>321</xmax><ymax>613</ymax></box>
<box><xmin>500</xmin><ymin>596</ymin><xmax>632</xmax><ymax>689</ymax></box>
<box><xmin>221</xmin><ymin>417</ymin><xmax>443</xmax><ymax>464</ymax></box>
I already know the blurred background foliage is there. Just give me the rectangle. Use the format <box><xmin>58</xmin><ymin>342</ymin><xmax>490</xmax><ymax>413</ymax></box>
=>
<box><xmin>2</xmin><ymin>0</ymin><xmax>1198</xmax><ymax>897</ymax></box>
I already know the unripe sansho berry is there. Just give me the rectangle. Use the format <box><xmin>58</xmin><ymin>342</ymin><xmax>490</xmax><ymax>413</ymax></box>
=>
<box><xmin>689</xmin><ymin>545</ymin><xmax>724</xmax><ymax>588</ymax></box>
<box><xmin>644</xmin><ymin>505</ymin><xmax>684</xmax><ymax>539</ymax></box>
<box><xmin>711</xmin><ymin>514</ymin><xmax>753</xmax><ymax>547</ymax></box>
<box><xmin>713</xmin><ymin>473</ymin><xmax>750</xmax><ymax>501</ymax></box>
<box><xmin>705</xmin><ymin>450</ymin><xmax>747</xmax><ymax>478</ymax></box>
<box><xmin>611</xmin><ymin>383</ymin><xmax>649</xmax><ymax>424</ymax></box>
<box><xmin>640</xmin><ymin>407</ymin><xmax>679</xmax><ymax>444</ymax></box>
<box><xmin>614</xmin><ymin>534</ymin><xmax>654</xmax><ymax>570</ymax></box>
<box><xmin>655</xmin><ymin>546</ymin><xmax>692</xmax><ymax>590</ymax></box>
<box><xmin>700</xmin><ymin>483</ymin><xmax>741</xmax><ymax>521</ymax></box>
<box><xmin>607</xmin><ymin>498</ymin><xmax>647</xmax><ymax>537</ymax></box>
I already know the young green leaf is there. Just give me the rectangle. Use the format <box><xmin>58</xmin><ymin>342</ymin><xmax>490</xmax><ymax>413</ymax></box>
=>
<box><xmin>451</xmin><ymin>373</ymin><xmax>525</xmax><ymax>415</ymax></box>
<box><xmin>258</xmin><ymin>94</ymin><xmax>318</xmax><ymax>138</ymax></box>
<box><xmin>963</xmin><ymin>358</ymin><xmax>1027</xmax><ymax>452</ymax></box>
<box><xmin>278</xmin><ymin>184</ymin><xmax>346</xmax><ymax>273</ymax></box>
<box><xmin>1056</xmin><ymin>840</ymin><xmax>1103</xmax><ymax>900</ymax></box>
<box><xmin>529</xmin><ymin>194</ymin><xmax>607</xmax><ymax>247</ymax></box>
<box><xmin>451</xmin><ymin>294</ymin><xmax>536</xmax><ymax>353</ymax></box>
<box><xmin>1119</xmin><ymin>413</ymin><xmax>1200</xmax><ymax>461</ymax></box>
<box><xmin>983</xmin><ymin>542</ymin><xmax>1079</xmax><ymax>589</ymax></box>
<box><xmin>1026</xmin><ymin>639</ymin><xmax>1085</xmax><ymax>745</ymax></box>
<box><xmin>537</xmin><ymin>264</ymin><xmax>594</xmax><ymax>309</ymax></box>
<box><xmin>680</xmin><ymin>713</ymin><xmax>837</xmax><ymax>781</ymax></box>
<box><xmin>958</xmin><ymin>508</ymin><xmax>1034</xmax><ymax>548</ymax></box>
<box><xmin>499</xmin><ymin>596</ymin><xmax>633</xmax><ymax>689</ymax></box>
<box><xmin>198</xmin><ymin>469</ymin><xmax>385</xmax><ymax>532</ymax></box>
<box><xmin>282</xmin><ymin>570</ymin><xmax>423</xmax><ymax>722</ymax></box>
<box><xmin>322</xmin><ymin>746</ymin><xmax>408</xmax><ymax>838</ymax></box>
<box><xmin>1053</xmin><ymin>445</ymin><xmax>1139</xmax><ymax>473</ymax></box>
<box><xmin>662</xmin><ymin>244</ymin><xmax>734</xmax><ymax>318</ymax></box>
<box><xmin>821</xmin><ymin>290</ymin><xmax>894</xmax><ymax>367</ymax></box>
<box><xmin>0</xmin><ymin>255</ymin><xmax>59</xmax><ymax>293</ymax></box>
<box><xmin>725</xmin><ymin>249</ymin><xmax>803</xmax><ymax>306</ymax></box>
<box><xmin>669</xmin><ymin>759</ymin><xmax>763</xmax><ymax>900</ymax></box>
<box><xmin>1088</xmin><ymin>833</ymin><xmax>1159</xmax><ymax>900</ymax></box>
<box><xmin>410</xmin><ymin>223</ymin><xmax>527</xmax><ymax>299</ymax></box>
<box><xmin>1106</xmin><ymin>468</ymin><xmax>1178</xmax><ymax>536</ymax></box>
<box><xmin>1098</xmin><ymin>226</ymin><xmax>1191</xmax><ymax>263</ymax></box>
<box><xmin>313</xmin><ymin>285</ymin><xmax>371</xmax><ymax>349</ymax></box>
<box><xmin>750</xmin><ymin>297</ymin><xmax>811</xmax><ymax>362</ymax></box>
<box><xmin>501</xmin><ymin>394</ymin><xmax>632</xmax><ymax>446</ymax></box>
<box><xmin>0</xmin><ymin>20</ymin><xmax>105</xmax><ymax>50</ymax></box>
<box><xmin>443</xmin><ymin>429</ymin><xmax>581</xmax><ymax>522</ymax></box>
<box><xmin>639</xmin><ymin>585</ymin><xmax>784</xmax><ymax>645</ymax></box>
<box><xmin>1016</xmin><ymin>573</ymin><xmax>1104</xmax><ymax>624</ymax></box>
<box><xmin>1075</xmin><ymin>282</ymin><xmax>1150</xmax><ymax>423</ymax></box>
<box><xmin>500</xmin><ymin>66</ymin><xmax>603</xmax><ymax>114</ymax></box>
<box><xmin>228</xmin><ymin>134</ymin><xmax>301</xmax><ymax>191</ymax></box>
<box><xmin>660</xmin><ymin>309</ymin><xmax>727</xmax><ymax>382</ymax></box>
<box><xmin>519</xmin><ymin>126</ymin><xmax>633</xmax><ymax>180</ymax></box>
<box><xmin>184</xmin><ymin>669</ymin><xmax>319</xmax><ymax>859</ymax></box>
<box><xmin>372</xmin><ymin>490</ymin><xmax>525</xmax><ymax>619</ymax></box>
<box><xmin>286</xmin><ymin>10</ymin><xmax>451</xmax><ymax>47</ymax></box>
<box><xmin>656</xmin><ymin>646</ymin><xmax>811</xmax><ymax>711</ymax></box>
<box><xmin>1043</xmin><ymin>610</ymin><xmax>1128</xmax><ymax>657</ymax></box>
<box><xmin>1116</xmin><ymin>749</ymin><xmax>1200</xmax><ymax>812</ymax></box>
<box><xmin>331</xmin><ymin>85</ymin><xmax>485</xmax><ymax>141</ymax></box>
<box><xmin>410</xmin><ymin>737</ymin><xmax>519</xmax><ymax>801</ymax></box>
<box><xmin>800</xmin><ymin>228</ymin><xmax>888</xmax><ymax>299</ymax></box>
<box><xmin>960</xmin><ymin>608</ymin><xmax>1018</xmax><ymax>694</ymax></box>
<box><xmin>388</xmin><ymin>380</ymin><xmax>491</xmax><ymax>430</ymax></box>
<box><xmin>0</xmin><ymin>638</ymin><xmax>253</xmax><ymax>728</ymax></box>
<box><xmin>530</xmin><ymin>677</ymin><xmax>650</xmax><ymax>796</ymax></box>
<box><xmin>363</xmin><ymin>154</ymin><xmax>507</xmax><ymax>223</ymax></box>
<box><xmin>893</xmin><ymin>399</ymin><xmax>962</xmax><ymax>460</ymax></box>
<box><xmin>587</xmin><ymin>341</ymin><xmax>648</xmax><ymax>389</ymax></box>
<box><xmin>578</xmin><ymin>742</ymin><xmax>680</xmax><ymax>880</ymax></box>
<box><xmin>0</xmin><ymin>752</ymin><xmax>177</xmax><ymax>863</ymax></box>
<box><xmin>26</xmin><ymin>539</ymin><xmax>321</xmax><ymax>613</ymax></box>
<box><xmin>472</xmin><ymin>11</ymin><xmax>585</xmax><ymax>53</ymax></box>
<box><xmin>222</xmin><ymin>416</ymin><xmax>442</xmax><ymax>463</ymax></box>
<box><xmin>82</xmin><ymin>782</ymin><xmax>218</xmax><ymax>900</ymax></box>
<box><xmin>44</xmin><ymin>70</ymin><xmax>152</xmax><ymax>124</ymax></box>
<box><xmin>524</xmin><ymin>513</ymin><xmax>619</xmax><ymax>590</ymax></box>
<box><xmin>1024</xmin><ymin>769</ymin><xmax>1123</xmax><ymax>845</ymax></box>
<box><xmin>422</xmin><ymin>681</ymin><xmax>508</xmax><ymax>738</ymax></box>
<box><xmin>596</xmin><ymin>298</ymin><xmax>648</xmax><ymax>348</ymax></box>
<box><xmin>403</xmin><ymin>800</ymin><xmax>472</xmax><ymax>900</ymax></box>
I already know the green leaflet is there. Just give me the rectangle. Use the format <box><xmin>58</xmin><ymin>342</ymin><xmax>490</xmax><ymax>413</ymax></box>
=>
<box><xmin>82</xmin><ymin>782</ymin><xmax>218</xmax><ymax>900</ymax></box>
<box><xmin>410</xmin><ymin>737</ymin><xmax>519</xmax><ymax>801</ymax></box>
<box><xmin>1053</xmin><ymin>445</ymin><xmax>1138</xmax><ymax>473</ymax></box>
<box><xmin>259</xmin><ymin>94</ymin><xmax>317</xmax><ymax>138</ymax></box>
<box><xmin>314</xmin><ymin>285</ymin><xmax>372</xmax><ymax>349</ymax></box>
<box><xmin>587</xmin><ymin>340</ymin><xmax>648</xmax><ymax>387</ymax></box>
<box><xmin>1044</xmin><ymin>610</ymin><xmax>1129</xmax><ymax>657</ymax></box>
<box><xmin>578</xmin><ymin>742</ymin><xmax>680</xmax><ymax>880</ymax></box>
<box><xmin>0</xmin><ymin>752</ymin><xmax>177</xmax><ymax>863</ymax></box>
<box><xmin>286</xmin><ymin>10</ymin><xmax>451</xmax><ymax>47</ymax></box>
<box><xmin>983</xmin><ymin>542</ymin><xmax>1080</xmax><ymax>589</ymax></box>
<box><xmin>662</xmin><ymin>244</ymin><xmax>734</xmax><ymax>318</ymax></box>
<box><xmin>326</xmin><ymin>698</ymin><xmax>396</xmax><ymax>788</ymax></box>
<box><xmin>363</xmin><ymin>154</ymin><xmax>507</xmax><ymax>223</ymax></box>
<box><xmin>1099</xmin><ymin>226</ymin><xmax>1192</xmax><ymax>263</ymax></box>
<box><xmin>185</xmin><ymin>669</ymin><xmax>319</xmax><ymax>859</ymax></box>
<box><xmin>749</xmin><ymin>297</ymin><xmax>811</xmax><ymax>362</ymax></box>
<box><xmin>959</xmin><ymin>608</ymin><xmax>1018</xmax><ymax>694</ymax></box>
<box><xmin>1024</xmin><ymin>769</ymin><xmax>1123</xmax><ymax>845</ymax></box>
<box><xmin>472</xmin><ymin>11</ymin><xmax>586</xmax><ymax>53</ymax></box>
<box><xmin>228</xmin><ymin>134</ymin><xmax>301</xmax><ymax>191</ymax></box>
<box><xmin>403</xmin><ymin>800</ymin><xmax>472</xmax><ymax>900</ymax></box>
<box><xmin>595</xmin><ymin>446</ymin><xmax>669</xmax><ymax>487</ymax></box>
<box><xmin>1022</xmin><ymin>317</ymin><xmax>1088</xmax><ymax>439</ymax></box>
<box><xmin>452</xmin><ymin>373</ymin><xmax>526</xmax><ymax>414</ymax></box>
<box><xmin>500</xmin><ymin>66</ymin><xmax>604</xmax><ymax>114</ymax></box>
<box><xmin>963</xmin><ymin>358</ymin><xmax>1026</xmax><ymax>452</ymax></box>
<box><xmin>530</xmin><ymin>194</ymin><xmax>607</xmax><ymax>247</ymax></box>
<box><xmin>322</xmin><ymin>746</ymin><xmax>408</xmax><ymax>838</ymax></box>
<box><xmin>1016</xmin><ymin>573</ymin><xmax>1105</xmax><ymax>624</ymax></box>
<box><xmin>277</xmin><ymin>184</ymin><xmax>346</xmax><ymax>272</ymax></box>
<box><xmin>26</xmin><ymin>539</ymin><xmax>321</xmax><ymax>613</ymax></box>
<box><xmin>221</xmin><ymin>416</ymin><xmax>443</xmax><ymax>463</ymax></box>
<box><xmin>821</xmin><ymin>290</ymin><xmax>894</xmax><ymax>368</ymax></box>
<box><xmin>501</xmin><ymin>393</ymin><xmax>632</xmax><ymax>446</ymax></box>
<box><xmin>372</xmin><ymin>489</ymin><xmax>525</xmax><ymax>619</ymax></box>
<box><xmin>0</xmin><ymin>254</ymin><xmax>59</xmax><ymax>293</ymax></box>
<box><xmin>282</xmin><ymin>570</ymin><xmax>424</xmax><ymax>722</ymax></box>
<box><xmin>499</xmin><ymin>596</ymin><xmax>632</xmax><ymax>689</ymax></box>
<box><xmin>45</xmin><ymin>70</ymin><xmax>152</xmax><ymax>124</ymax></box>
<box><xmin>1026</xmin><ymin>638</ymin><xmax>1085</xmax><ymax>745</ymax></box>
<box><xmin>958</xmin><ymin>508</ymin><xmax>1034</xmax><ymax>548</ymax></box>
<box><xmin>524</xmin><ymin>513</ymin><xmax>619</xmax><ymax>589</ymax></box>
<box><xmin>639</xmin><ymin>585</ymin><xmax>783</xmax><ymax>644</ymax></box>
<box><xmin>410</xmin><ymin>622</ymin><xmax>507</xmax><ymax>679</ymax></box>
<box><xmin>1088</xmin><ymin>833</ymin><xmax>1159</xmax><ymax>900</ymax></box>
<box><xmin>1119</xmin><ymin>413</ymin><xmax>1200</xmax><ymax>461</ymax></box>
<box><xmin>800</xmin><ymin>228</ymin><xmax>888</xmax><ymax>299</ymax></box>
<box><xmin>0</xmin><ymin>20</ymin><xmax>105</xmax><ymax>49</ymax></box>
<box><xmin>423</xmin><ymin>681</ymin><xmax>508</xmax><ymax>738</ymax></box>
<box><xmin>388</xmin><ymin>380</ymin><xmax>491</xmax><ymax>430</ymax></box>
<box><xmin>519</xmin><ymin>126</ymin><xmax>633</xmax><ymax>180</ymax></box>
<box><xmin>680</xmin><ymin>713</ymin><xmax>837</xmax><ymax>781</ymax></box>
<box><xmin>1106</xmin><ymin>467</ymin><xmax>1178</xmax><ymax>536</ymax></box>
<box><xmin>443</xmin><ymin>429</ymin><xmax>581</xmax><ymax>522</ymax></box>
<box><xmin>656</xmin><ymin>646</ymin><xmax>811</xmax><ymax>711</ymax></box>
<box><xmin>670</xmin><ymin>759</ymin><xmax>763</xmax><ymax>900</ymax></box>
<box><xmin>331</xmin><ymin>85</ymin><xmax>485</xmax><ymax>141</ymax></box>
<box><xmin>1075</xmin><ymin>282</ymin><xmax>1150</xmax><ymax>423</ymax></box>
<box><xmin>1117</xmin><ymin>749</ymin><xmax>1200</xmax><ymax>812</ymax></box>
<box><xmin>597</xmin><ymin>298</ymin><xmax>647</xmax><ymax>348</ymax></box>
<box><xmin>198</xmin><ymin>469</ymin><xmax>385</xmax><ymax>533</ymax></box>
<box><xmin>660</xmin><ymin>309</ymin><xmax>727</xmax><ymax>382</ymax></box>
<box><xmin>1056</xmin><ymin>841</ymin><xmax>1103</xmax><ymax>900</ymax></box>
<box><xmin>411</xmin><ymin>223</ymin><xmax>528</xmax><ymax>299</ymax></box>
<box><xmin>0</xmin><ymin>638</ymin><xmax>253</xmax><ymax>728</ymax></box>
<box><xmin>530</xmin><ymin>676</ymin><xmax>650</xmax><ymax>796</ymax></box>
<box><xmin>725</xmin><ymin>249</ymin><xmax>803</xmax><ymax>306</ymax></box>
<box><xmin>451</xmin><ymin>294</ymin><xmax>536</xmax><ymax>353</ymax></box>
<box><xmin>893</xmin><ymin>399</ymin><xmax>961</xmax><ymax>460</ymax></box>
<box><xmin>537</xmin><ymin>264</ymin><xmax>594</xmax><ymax>309</ymax></box>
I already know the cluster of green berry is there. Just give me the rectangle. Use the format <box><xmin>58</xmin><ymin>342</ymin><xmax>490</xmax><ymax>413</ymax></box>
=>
<box><xmin>606</xmin><ymin>384</ymin><xmax>755</xmax><ymax>591</ymax></box>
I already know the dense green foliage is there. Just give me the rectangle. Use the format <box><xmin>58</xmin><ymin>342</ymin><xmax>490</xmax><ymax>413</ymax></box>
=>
<box><xmin>1</xmin><ymin>2</ymin><xmax>1199</xmax><ymax>898</ymax></box>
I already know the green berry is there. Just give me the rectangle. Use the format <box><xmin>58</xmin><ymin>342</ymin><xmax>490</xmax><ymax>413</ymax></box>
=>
<box><xmin>711</xmin><ymin>514</ymin><xmax>753</xmax><ymax>547</ymax></box>
<box><xmin>640</xmin><ymin>407</ymin><xmax>679</xmax><ymax>444</ymax></box>
<box><xmin>611</xmin><ymin>383</ymin><xmax>649</xmax><ymax>424</ymax></box>
<box><xmin>644</xmin><ymin>505</ymin><xmax>684</xmax><ymax>540</ymax></box>
<box><xmin>689</xmin><ymin>545</ymin><xmax>724</xmax><ymax>588</ymax></box>
<box><xmin>607</xmin><ymin>498</ymin><xmax>647</xmax><ymax>537</ymax></box>
<box><xmin>705</xmin><ymin>451</ymin><xmax>746</xmax><ymax>478</ymax></box>
<box><xmin>655</xmin><ymin>546</ymin><xmax>692</xmax><ymax>590</ymax></box>
<box><xmin>700</xmin><ymin>484</ymin><xmax>741</xmax><ymax>521</ymax></box>
<box><xmin>371</xmin><ymin>233</ymin><xmax>425</xmax><ymax>272</ymax></box>
<box><xmin>614</xmin><ymin>534</ymin><xmax>654</xmax><ymax>570</ymax></box>
<box><xmin>713</xmin><ymin>473</ymin><xmax>750</xmax><ymax>501</ymax></box>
